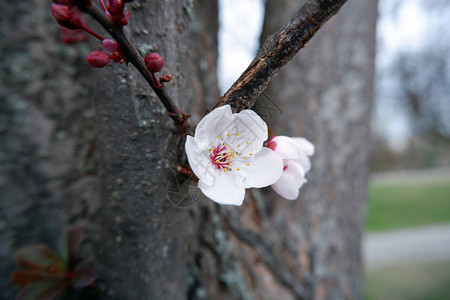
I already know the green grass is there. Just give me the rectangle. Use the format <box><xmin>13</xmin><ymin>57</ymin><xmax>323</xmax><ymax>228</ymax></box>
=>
<box><xmin>366</xmin><ymin>180</ymin><xmax>450</xmax><ymax>232</ymax></box>
<box><xmin>364</xmin><ymin>261</ymin><xmax>450</xmax><ymax>300</ymax></box>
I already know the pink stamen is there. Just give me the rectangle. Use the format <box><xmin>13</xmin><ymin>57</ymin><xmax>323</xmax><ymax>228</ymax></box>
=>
<box><xmin>210</xmin><ymin>144</ymin><xmax>232</xmax><ymax>170</ymax></box>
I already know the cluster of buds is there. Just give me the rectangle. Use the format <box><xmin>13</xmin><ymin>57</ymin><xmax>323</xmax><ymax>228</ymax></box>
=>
<box><xmin>86</xmin><ymin>38</ymin><xmax>126</xmax><ymax>68</ymax></box>
<box><xmin>51</xmin><ymin>3</ymin><xmax>104</xmax><ymax>41</ymax></box>
<box><xmin>99</xmin><ymin>0</ymin><xmax>134</xmax><ymax>26</ymax></box>
<box><xmin>51</xmin><ymin>0</ymin><xmax>173</xmax><ymax>89</ymax></box>
<box><xmin>51</xmin><ymin>2</ymin><xmax>127</xmax><ymax>67</ymax></box>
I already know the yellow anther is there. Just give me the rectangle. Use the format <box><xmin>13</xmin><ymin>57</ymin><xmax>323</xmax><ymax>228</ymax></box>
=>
<box><xmin>229</xmin><ymin>163</ymin><xmax>232</xmax><ymax>167</ymax></box>
<box><xmin>237</xmin><ymin>145</ymin><xmax>240</xmax><ymax>148</ymax></box>
<box><xmin>246</xmin><ymin>141</ymin><xmax>249</xmax><ymax>144</ymax></box>
<box><xmin>224</xmin><ymin>168</ymin><xmax>227</xmax><ymax>172</ymax></box>
<box><xmin>237</xmin><ymin>133</ymin><xmax>240</xmax><ymax>136</ymax></box>
<box><xmin>210</xmin><ymin>148</ymin><xmax>214</xmax><ymax>151</ymax></box>
<box><xmin>246</xmin><ymin>163</ymin><xmax>250</xmax><ymax>166</ymax></box>
<box><xmin>217</xmin><ymin>135</ymin><xmax>220</xmax><ymax>139</ymax></box>
<box><xmin>243</xmin><ymin>156</ymin><xmax>247</xmax><ymax>159</ymax></box>
<box><xmin>233</xmin><ymin>155</ymin><xmax>236</xmax><ymax>158</ymax></box>
<box><xmin>216</xmin><ymin>160</ymin><xmax>219</xmax><ymax>163</ymax></box>
<box><xmin>226</xmin><ymin>133</ymin><xmax>230</xmax><ymax>137</ymax></box>
<box><xmin>237</xmin><ymin>168</ymin><xmax>240</xmax><ymax>171</ymax></box>
<box><xmin>249</xmin><ymin>153</ymin><xmax>253</xmax><ymax>156</ymax></box>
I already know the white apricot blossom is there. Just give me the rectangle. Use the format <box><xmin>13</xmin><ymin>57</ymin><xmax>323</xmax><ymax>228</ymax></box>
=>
<box><xmin>266</xmin><ymin>136</ymin><xmax>315</xmax><ymax>200</ymax></box>
<box><xmin>185</xmin><ymin>105</ymin><xmax>283</xmax><ymax>205</ymax></box>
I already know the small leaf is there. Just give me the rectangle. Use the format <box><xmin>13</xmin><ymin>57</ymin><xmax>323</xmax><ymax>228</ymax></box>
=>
<box><xmin>71</xmin><ymin>266</ymin><xmax>96</xmax><ymax>289</ymax></box>
<box><xmin>58</xmin><ymin>227</ymin><xmax>83</xmax><ymax>267</ymax></box>
<box><xmin>15</xmin><ymin>245</ymin><xmax>65</xmax><ymax>273</ymax></box>
<box><xmin>17</xmin><ymin>279</ymin><xmax>68</xmax><ymax>300</ymax></box>
<box><xmin>12</xmin><ymin>271</ymin><xmax>47</xmax><ymax>287</ymax></box>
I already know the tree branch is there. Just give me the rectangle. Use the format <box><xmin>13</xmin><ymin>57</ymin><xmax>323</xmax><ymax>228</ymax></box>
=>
<box><xmin>216</xmin><ymin>0</ymin><xmax>348</xmax><ymax>112</ymax></box>
<box><xmin>82</xmin><ymin>4</ymin><xmax>192</xmax><ymax>135</ymax></box>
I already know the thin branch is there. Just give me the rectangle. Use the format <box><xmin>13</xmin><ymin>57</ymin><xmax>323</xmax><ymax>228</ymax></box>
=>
<box><xmin>216</xmin><ymin>0</ymin><xmax>348</xmax><ymax>112</ymax></box>
<box><xmin>82</xmin><ymin>4</ymin><xmax>192</xmax><ymax>135</ymax></box>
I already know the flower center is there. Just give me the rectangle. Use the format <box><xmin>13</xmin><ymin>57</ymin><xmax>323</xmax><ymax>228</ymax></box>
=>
<box><xmin>209</xmin><ymin>143</ymin><xmax>237</xmax><ymax>171</ymax></box>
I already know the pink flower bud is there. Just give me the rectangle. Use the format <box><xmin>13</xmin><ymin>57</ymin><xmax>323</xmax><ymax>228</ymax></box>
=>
<box><xmin>86</xmin><ymin>50</ymin><xmax>110</xmax><ymax>68</ymax></box>
<box><xmin>102</xmin><ymin>39</ymin><xmax>119</xmax><ymax>52</ymax></box>
<box><xmin>145</xmin><ymin>52</ymin><xmax>164</xmax><ymax>73</ymax></box>
<box><xmin>51</xmin><ymin>4</ymin><xmax>83</xmax><ymax>30</ymax></box>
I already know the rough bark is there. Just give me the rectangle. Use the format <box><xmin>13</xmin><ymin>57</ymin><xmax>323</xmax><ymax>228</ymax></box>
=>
<box><xmin>89</xmin><ymin>1</ymin><xmax>198</xmax><ymax>298</ymax></box>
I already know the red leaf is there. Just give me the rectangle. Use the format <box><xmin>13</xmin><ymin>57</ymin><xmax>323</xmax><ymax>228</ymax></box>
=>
<box><xmin>17</xmin><ymin>279</ymin><xmax>68</xmax><ymax>300</ymax></box>
<box><xmin>15</xmin><ymin>245</ymin><xmax>65</xmax><ymax>273</ymax></box>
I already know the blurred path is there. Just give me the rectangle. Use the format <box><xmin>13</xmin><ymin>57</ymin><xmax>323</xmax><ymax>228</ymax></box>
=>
<box><xmin>364</xmin><ymin>224</ymin><xmax>450</xmax><ymax>270</ymax></box>
<box><xmin>371</xmin><ymin>167</ymin><xmax>450</xmax><ymax>185</ymax></box>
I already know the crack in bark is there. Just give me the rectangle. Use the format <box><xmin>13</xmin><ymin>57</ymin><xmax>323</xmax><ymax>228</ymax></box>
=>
<box><xmin>221</xmin><ymin>211</ymin><xmax>310</xmax><ymax>300</ymax></box>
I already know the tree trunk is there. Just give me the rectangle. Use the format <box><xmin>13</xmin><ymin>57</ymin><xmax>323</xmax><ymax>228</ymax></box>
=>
<box><xmin>1</xmin><ymin>0</ymin><xmax>377</xmax><ymax>299</ymax></box>
<box><xmin>89</xmin><ymin>0</ymin><xmax>218</xmax><ymax>298</ymax></box>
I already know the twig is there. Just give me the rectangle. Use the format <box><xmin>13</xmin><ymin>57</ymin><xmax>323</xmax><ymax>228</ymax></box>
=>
<box><xmin>80</xmin><ymin>4</ymin><xmax>192</xmax><ymax>135</ymax></box>
<box><xmin>216</xmin><ymin>0</ymin><xmax>348</xmax><ymax>112</ymax></box>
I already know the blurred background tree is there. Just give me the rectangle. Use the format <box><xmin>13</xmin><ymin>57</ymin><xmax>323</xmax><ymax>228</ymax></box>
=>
<box><xmin>371</xmin><ymin>0</ymin><xmax>450</xmax><ymax>172</ymax></box>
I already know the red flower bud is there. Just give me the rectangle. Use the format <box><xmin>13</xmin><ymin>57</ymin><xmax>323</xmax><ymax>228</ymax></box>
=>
<box><xmin>145</xmin><ymin>52</ymin><xmax>164</xmax><ymax>73</ymax></box>
<box><xmin>102</xmin><ymin>39</ymin><xmax>119</xmax><ymax>52</ymax></box>
<box><xmin>86</xmin><ymin>50</ymin><xmax>110</xmax><ymax>68</ymax></box>
<box><xmin>51</xmin><ymin>4</ymin><xmax>83</xmax><ymax>30</ymax></box>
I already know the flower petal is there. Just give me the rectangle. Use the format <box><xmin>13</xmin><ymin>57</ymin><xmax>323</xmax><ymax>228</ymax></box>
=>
<box><xmin>194</xmin><ymin>105</ymin><xmax>234</xmax><ymax>149</ymax></box>
<box><xmin>270</xmin><ymin>136</ymin><xmax>304</xmax><ymax>159</ymax></box>
<box><xmin>228</xmin><ymin>109</ymin><xmax>268</xmax><ymax>156</ymax></box>
<box><xmin>240</xmin><ymin>147</ymin><xmax>283</xmax><ymax>188</ymax></box>
<box><xmin>293</xmin><ymin>137</ymin><xmax>315</xmax><ymax>156</ymax></box>
<box><xmin>185</xmin><ymin>136</ymin><xmax>217</xmax><ymax>186</ymax></box>
<box><xmin>271</xmin><ymin>162</ymin><xmax>305</xmax><ymax>200</ymax></box>
<box><xmin>271</xmin><ymin>175</ymin><xmax>300</xmax><ymax>200</ymax></box>
<box><xmin>198</xmin><ymin>173</ymin><xmax>245</xmax><ymax>205</ymax></box>
<box><xmin>285</xmin><ymin>160</ymin><xmax>306</xmax><ymax>185</ymax></box>
<box><xmin>292</xmin><ymin>152</ymin><xmax>312</xmax><ymax>173</ymax></box>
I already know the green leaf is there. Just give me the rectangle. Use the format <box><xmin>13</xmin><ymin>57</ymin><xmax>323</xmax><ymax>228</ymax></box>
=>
<box><xmin>70</xmin><ymin>266</ymin><xmax>96</xmax><ymax>289</ymax></box>
<box><xmin>17</xmin><ymin>279</ymin><xmax>68</xmax><ymax>300</ymax></box>
<box><xmin>15</xmin><ymin>245</ymin><xmax>65</xmax><ymax>273</ymax></box>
